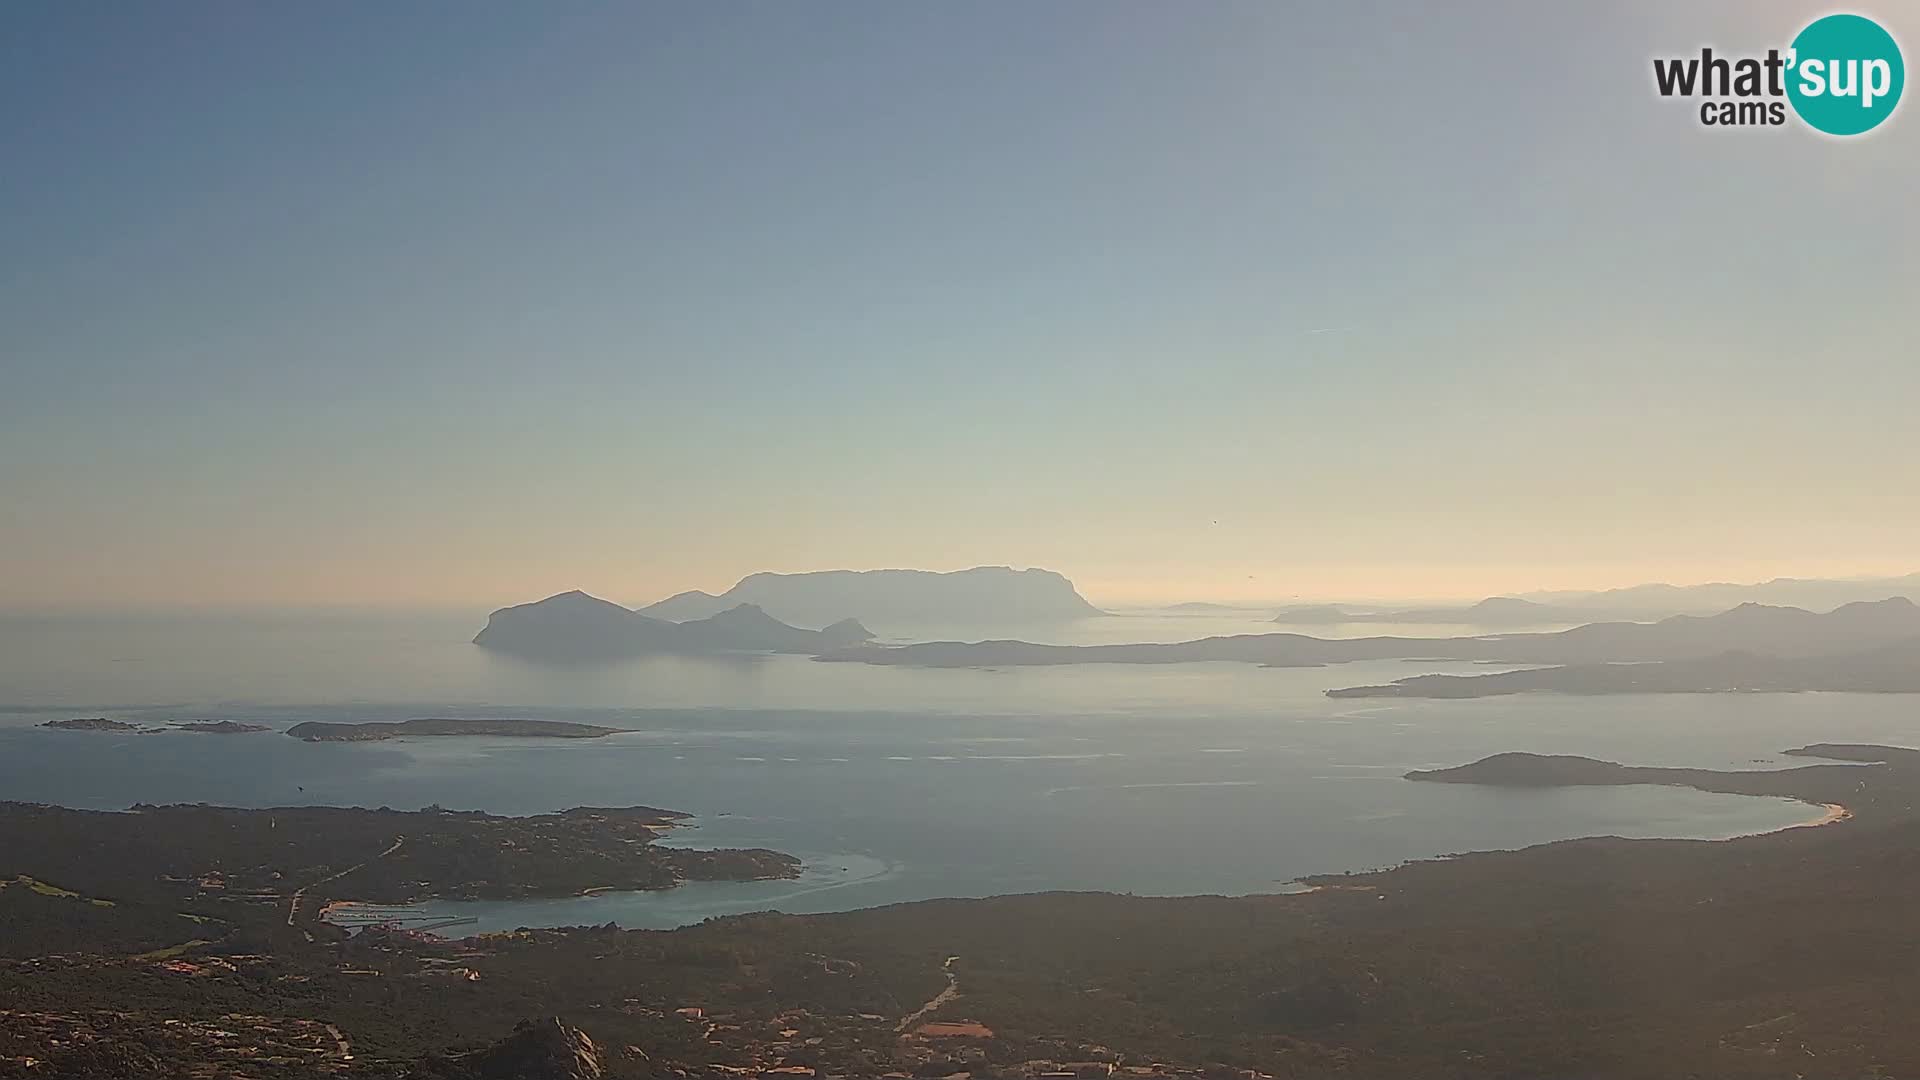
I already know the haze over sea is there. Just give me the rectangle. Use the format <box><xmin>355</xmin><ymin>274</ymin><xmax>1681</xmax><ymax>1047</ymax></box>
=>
<box><xmin>3</xmin><ymin>608</ymin><xmax>1903</xmax><ymax>932</ymax></box>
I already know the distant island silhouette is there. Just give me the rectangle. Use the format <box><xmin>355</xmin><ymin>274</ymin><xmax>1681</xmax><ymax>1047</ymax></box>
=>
<box><xmin>473</xmin><ymin>590</ymin><xmax>872</xmax><ymax>661</ymax></box>
<box><xmin>174</xmin><ymin>720</ymin><xmax>270</xmax><ymax>734</ymax></box>
<box><xmin>1260</xmin><ymin>571</ymin><xmax>1920</xmax><ymax>626</ymax></box>
<box><xmin>1272</xmin><ymin>596</ymin><xmax>1590</xmax><ymax>626</ymax></box>
<box><xmin>285</xmin><ymin>718</ymin><xmax>624</xmax><ymax>741</ymax></box>
<box><xmin>820</xmin><ymin>598</ymin><xmax>1920</xmax><ymax>688</ymax></box>
<box><xmin>41</xmin><ymin>718</ymin><xmax>269</xmax><ymax>734</ymax></box>
<box><xmin>639</xmin><ymin>566</ymin><xmax>1104</xmax><ymax>626</ymax></box>
<box><xmin>1161</xmin><ymin>601</ymin><xmax>1267</xmax><ymax>613</ymax></box>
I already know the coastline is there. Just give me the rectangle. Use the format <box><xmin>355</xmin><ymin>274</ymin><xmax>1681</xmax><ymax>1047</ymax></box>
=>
<box><xmin>1704</xmin><ymin>796</ymin><xmax>1852</xmax><ymax>843</ymax></box>
<box><xmin>325</xmin><ymin>782</ymin><xmax>1828</xmax><ymax>936</ymax></box>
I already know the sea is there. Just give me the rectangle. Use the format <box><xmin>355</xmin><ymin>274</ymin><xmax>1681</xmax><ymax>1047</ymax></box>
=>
<box><xmin>3</xmin><ymin>607</ymin><xmax>1909</xmax><ymax>932</ymax></box>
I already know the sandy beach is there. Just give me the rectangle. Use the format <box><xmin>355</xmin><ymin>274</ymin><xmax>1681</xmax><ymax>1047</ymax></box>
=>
<box><xmin>1791</xmin><ymin>802</ymin><xmax>1853</xmax><ymax>829</ymax></box>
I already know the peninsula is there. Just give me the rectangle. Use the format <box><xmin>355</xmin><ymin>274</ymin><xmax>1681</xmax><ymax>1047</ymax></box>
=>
<box><xmin>1403</xmin><ymin>743</ymin><xmax>1898</xmax><ymax>818</ymax></box>
<box><xmin>0</xmin><ymin>801</ymin><xmax>797</xmax><ymax>919</ymax></box>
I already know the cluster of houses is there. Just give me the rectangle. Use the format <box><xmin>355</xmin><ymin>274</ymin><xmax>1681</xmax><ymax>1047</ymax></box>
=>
<box><xmin>0</xmin><ymin>1007</ymin><xmax>355</xmax><ymax>1075</ymax></box>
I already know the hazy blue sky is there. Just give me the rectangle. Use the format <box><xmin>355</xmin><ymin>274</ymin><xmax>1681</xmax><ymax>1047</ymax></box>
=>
<box><xmin>3</xmin><ymin>1</ymin><xmax>1915</xmax><ymax>609</ymax></box>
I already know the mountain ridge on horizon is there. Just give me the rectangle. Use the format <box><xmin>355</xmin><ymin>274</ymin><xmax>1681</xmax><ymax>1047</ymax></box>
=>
<box><xmin>1162</xmin><ymin>570</ymin><xmax>1920</xmax><ymax>625</ymax></box>
<box><xmin>1327</xmin><ymin>632</ymin><xmax>1920</xmax><ymax>699</ymax></box>
<box><xmin>1517</xmin><ymin>569</ymin><xmax>1920</xmax><ymax>615</ymax></box>
<box><xmin>1270</xmin><ymin>595</ymin><xmax>1589</xmax><ymax>626</ymax></box>
<box><xmin>817</xmin><ymin>595</ymin><xmax>1920</xmax><ymax>671</ymax></box>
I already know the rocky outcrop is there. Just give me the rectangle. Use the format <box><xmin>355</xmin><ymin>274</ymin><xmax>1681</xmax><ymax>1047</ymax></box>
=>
<box><xmin>410</xmin><ymin>1017</ymin><xmax>602</xmax><ymax>1080</ymax></box>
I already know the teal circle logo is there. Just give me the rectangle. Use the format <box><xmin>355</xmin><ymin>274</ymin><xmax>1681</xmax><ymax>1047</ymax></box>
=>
<box><xmin>1786</xmin><ymin>14</ymin><xmax>1904</xmax><ymax>135</ymax></box>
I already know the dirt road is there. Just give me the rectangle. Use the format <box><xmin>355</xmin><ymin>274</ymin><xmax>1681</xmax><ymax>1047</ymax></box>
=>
<box><xmin>286</xmin><ymin>835</ymin><xmax>405</xmax><ymax>927</ymax></box>
<box><xmin>897</xmin><ymin>955</ymin><xmax>960</xmax><ymax>1032</ymax></box>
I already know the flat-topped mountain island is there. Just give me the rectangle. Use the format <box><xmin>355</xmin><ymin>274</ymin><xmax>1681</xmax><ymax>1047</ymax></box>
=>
<box><xmin>639</xmin><ymin>565</ymin><xmax>1105</xmax><ymax>626</ymax></box>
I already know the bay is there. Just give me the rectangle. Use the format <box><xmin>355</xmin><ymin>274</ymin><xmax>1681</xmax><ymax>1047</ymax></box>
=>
<box><xmin>2</xmin><ymin>611</ymin><xmax>1898</xmax><ymax>932</ymax></box>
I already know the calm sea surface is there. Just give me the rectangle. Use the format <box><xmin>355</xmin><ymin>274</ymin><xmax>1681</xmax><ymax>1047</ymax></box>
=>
<box><xmin>2</xmin><ymin>610</ymin><xmax>1906</xmax><ymax>931</ymax></box>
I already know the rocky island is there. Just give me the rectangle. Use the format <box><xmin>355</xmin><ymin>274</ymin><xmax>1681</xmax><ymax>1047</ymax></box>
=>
<box><xmin>42</xmin><ymin>718</ymin><xmax>277</xmax><ymax>734</ymax></box>
<box><xmin>285</xmin><ymin>718</ymin><xmax>624</xmax><ymax>742</ymax></box>
<box><xmin>40</xmin><ymin>718</ymin><xmax>145</xmax><ymax>733</ymax></box>
<box><xmin>474</xmin><ymin>590</ymin><xmax>872</xmax><ymax>661</ymax></box>
<box><xmin>174</xmin><ymin>720</ymin><xmax>271</xmax><ymax>734</ymax></box>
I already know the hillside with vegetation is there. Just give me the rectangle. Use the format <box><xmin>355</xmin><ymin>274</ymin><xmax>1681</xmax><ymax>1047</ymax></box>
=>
<box><xmin>8</xmin><ymin>747</ymin><xmax>1920</xmax><ymax>1077</ymax></box>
